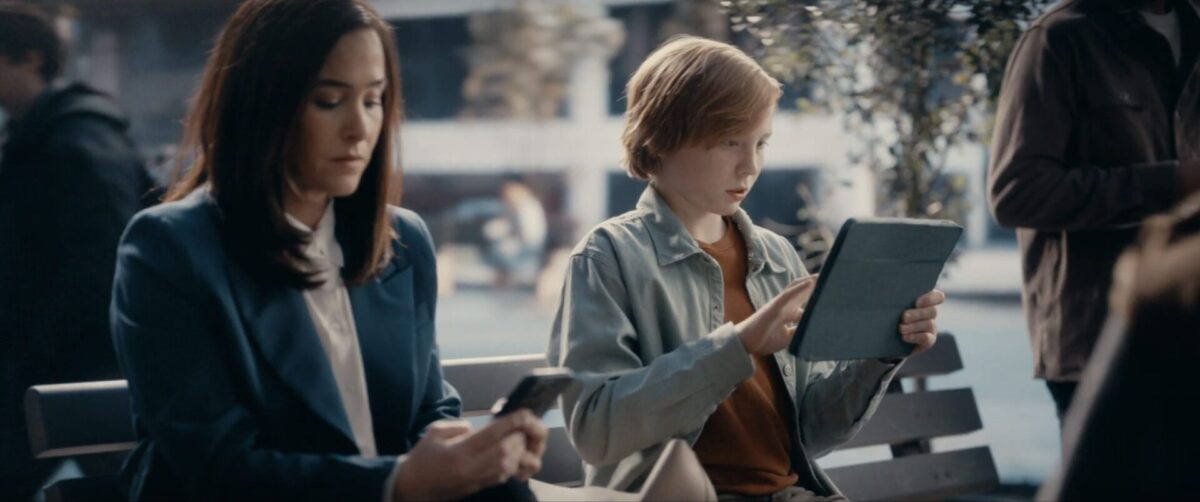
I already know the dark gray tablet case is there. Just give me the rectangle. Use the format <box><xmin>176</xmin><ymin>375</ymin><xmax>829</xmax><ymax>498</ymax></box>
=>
<box><xmin>788</xmin><ymin>218</ymin><xmax>962</xmax><ymax>361</ymax></box>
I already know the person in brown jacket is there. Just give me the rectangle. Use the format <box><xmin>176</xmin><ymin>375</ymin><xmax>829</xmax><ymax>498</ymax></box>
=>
<box><xmin>987</xmin><ymin>0</ymin><xmax>1200</xmax><ymax>421</ymax></box>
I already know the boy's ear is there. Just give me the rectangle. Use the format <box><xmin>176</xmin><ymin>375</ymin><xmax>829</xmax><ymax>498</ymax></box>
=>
<box><xmin>637</xmin><ymin>145</ymin><xmax>660</xmax><ymax>170</ymax></box>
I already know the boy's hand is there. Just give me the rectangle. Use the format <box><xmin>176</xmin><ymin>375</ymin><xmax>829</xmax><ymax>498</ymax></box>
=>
<box><xmin>736</xmin><ymin>275</ymin><xmax>818</xmax><ymax>356</ymax></box>
<box><xmin>899</xmin><ymin>290</ymin><xmax>945</xmax><ymax>356</ymax></box>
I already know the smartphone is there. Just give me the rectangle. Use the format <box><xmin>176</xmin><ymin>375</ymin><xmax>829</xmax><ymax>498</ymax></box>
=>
<box><xmin>490</xmin><ymin>367</ymin><xmax>575</xmax><ymax>418</ymax></box>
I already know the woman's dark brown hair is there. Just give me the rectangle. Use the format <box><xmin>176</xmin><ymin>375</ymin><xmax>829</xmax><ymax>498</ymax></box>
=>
<box><xmin>167</xmin><ymin>0</ymin><xmax>402</xmax><ymax>288</ymax></box>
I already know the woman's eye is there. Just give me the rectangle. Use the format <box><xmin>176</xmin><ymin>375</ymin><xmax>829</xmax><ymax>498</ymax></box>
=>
<box><xmin>314</xmin><ymin>98</ymin><xmax>340</xmax><ymax>109</ymax></box>
<box><xmin>364</xmin><ymin>99</ymin><xmax>382</xmax><ymax>109</ymax></box>
<box><xmin>726</xmin><ymin>140</ymin><xmax>740</xmax><ymax>148</ymax></box>
<box><xmin>757</xmin><ymin>141</ymin><xmax>768</xmax><ymax>149</ymax></box>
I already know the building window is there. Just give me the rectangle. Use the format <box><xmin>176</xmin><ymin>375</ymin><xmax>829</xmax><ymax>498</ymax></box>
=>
<box><xmin>391</xmin><ymin>16</ymin><xmax>470</xmax><ymax>120</ymax></box>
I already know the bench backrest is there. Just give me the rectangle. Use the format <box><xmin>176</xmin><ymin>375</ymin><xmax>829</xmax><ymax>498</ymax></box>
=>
<box><xmin>26</xmin><ymin>334</ymin><xmax>997</xmax><ymax>500</ymax></box>
<box><xmin>821</xmin><ymin>335</ymin><xmax>1000</xmax><ymax>500</ymax></box>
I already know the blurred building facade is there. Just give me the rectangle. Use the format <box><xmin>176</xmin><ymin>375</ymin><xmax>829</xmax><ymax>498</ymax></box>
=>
<box><xmin>35</xmin><ymin>0</ymin><xmax>1009</xmax><ymax>270</ymax></box>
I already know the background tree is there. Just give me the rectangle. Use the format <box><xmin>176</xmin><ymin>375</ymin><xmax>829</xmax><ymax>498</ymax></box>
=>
<box><xmin>462</xmin><ymin>0</ymin><xmax>624</xmax><ymax>119</ymax></box>
<box><xmin>724</xmin><ymin>0</ymin><xmax>1052</xmax><ymax>219</ymax></box>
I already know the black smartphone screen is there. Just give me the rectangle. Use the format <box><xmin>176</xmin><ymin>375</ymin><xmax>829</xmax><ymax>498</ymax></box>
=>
<box><xmin>491</xmin><ymin>367</ymin><xmax>575</xmax><ymax>417</ymax></box>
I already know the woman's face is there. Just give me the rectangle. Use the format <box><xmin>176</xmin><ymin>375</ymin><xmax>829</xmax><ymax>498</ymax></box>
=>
<box><xmin>292</xmin><ymin>28</ymin><xmax>387</xmax><ymax>202</ymax></box>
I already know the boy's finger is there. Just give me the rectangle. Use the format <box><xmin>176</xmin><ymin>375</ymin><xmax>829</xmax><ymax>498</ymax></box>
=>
<box><xmin>899</xmin><ymin>319</ymin><xmax>936</xmax><ymax>335</ymax></box>
<box><xmin>788</xmin><ymin>274</ymin><xmax>819</xmax><ymax>290</ymax></box>
<box><xmin>915</xmin><ymin>289</ymin><xmax>946</xmax><ymax>308</ymax></box>
<box><xmin>903</xmin><ymin>332</ymin><xmax>937</xmax><ymax>348</ymax></box>
<box><xmin>902</xmin><ymin>306</ymin><xmax>938</xmax><ymax>323</ymax></box>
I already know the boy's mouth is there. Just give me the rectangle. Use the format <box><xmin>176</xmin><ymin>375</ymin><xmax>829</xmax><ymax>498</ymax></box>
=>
<box><xmin>726</xmin><ymin>188</ymin><xmax>749</xmax><ymax>200</ymax></box>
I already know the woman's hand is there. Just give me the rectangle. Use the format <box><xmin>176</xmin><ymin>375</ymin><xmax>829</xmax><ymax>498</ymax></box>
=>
<box><xmin>899</xmin><ymin>290</ymin><xmax>945</xmax><ymax>356</ymax></box>
<box><xmin>510</xmin><ymin>411</ymin><xmax>549</xmax><ymax>482</ymax></box>
<box><xmin>392</xmin><ymin>410</ymin><xmax>546</xmax><ymax>500</ymax></box>
<box><xmin>736</xmin><ymin>275</ymin><xmax>819</xmax><ymax>356</ymax></box>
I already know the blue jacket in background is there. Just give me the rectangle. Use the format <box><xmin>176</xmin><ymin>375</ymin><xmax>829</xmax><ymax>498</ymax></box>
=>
<box><xmin>110</xmin><ymin>190</ymin><xmax>459</xmax><ymax>501</ymax></box>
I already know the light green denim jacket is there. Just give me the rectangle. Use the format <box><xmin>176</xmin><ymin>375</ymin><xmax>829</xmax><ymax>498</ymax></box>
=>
<box><xmin>547</xmin><ymin>187</ymin><xmax>901</xmax><ymax>495</ymax></box>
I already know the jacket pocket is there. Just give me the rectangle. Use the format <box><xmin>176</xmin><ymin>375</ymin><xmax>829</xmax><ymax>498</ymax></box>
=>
<box><xmin>1082</xmin><ymin>81</ymin><xmax>1153</xmax><ymax>164</ymax></box>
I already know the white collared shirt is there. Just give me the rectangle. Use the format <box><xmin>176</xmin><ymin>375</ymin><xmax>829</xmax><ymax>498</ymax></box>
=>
<box><xmin>285</xmin><ymin>204</ymin><xmax>378</xmax><ymax>458</ymax></box>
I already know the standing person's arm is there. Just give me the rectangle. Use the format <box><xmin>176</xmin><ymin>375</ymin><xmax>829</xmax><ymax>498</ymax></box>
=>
<box><xmin>548</xmin><ymin>234</ymin><xmax>755</xmax><ymax>467</ymax></box>
<box><xmin>987</xmin><ymin>26</ymin><xmax>1189</xmax><ymax>230</ymax></box>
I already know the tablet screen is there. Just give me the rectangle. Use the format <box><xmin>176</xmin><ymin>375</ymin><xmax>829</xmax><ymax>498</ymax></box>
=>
<box><xmin>788</xmin><ymin>218</ymin><xmax>962</xmax><ymax>361</ymax></box>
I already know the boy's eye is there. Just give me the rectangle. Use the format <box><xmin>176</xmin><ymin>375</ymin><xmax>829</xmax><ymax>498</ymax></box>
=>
<box><xmin>725</xmin><ymin>140</ymin><xmax>740</xmax><ymax>148</ymax></box>
<box><xmin>757</xmin><ymin>140</ymin><xmax>769</xmax><ymax>149</ymax></box>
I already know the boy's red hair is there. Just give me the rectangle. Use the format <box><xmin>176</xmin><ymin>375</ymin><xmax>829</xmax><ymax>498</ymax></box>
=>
<box><xmin>621</xmin><ymin>35</ymin><xmax>782</xmax><ymax>180</ymax></box>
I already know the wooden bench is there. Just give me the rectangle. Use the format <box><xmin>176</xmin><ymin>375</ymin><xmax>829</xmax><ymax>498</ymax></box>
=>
<box><xmin>25</xmin><ymin>334</ymin><xmax>996</xmax><ymax>501</ymax></box>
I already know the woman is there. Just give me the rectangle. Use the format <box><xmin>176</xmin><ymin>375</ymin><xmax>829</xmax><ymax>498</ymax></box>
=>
<box><xmin>110</xmin><ymin>1</ymin><xmax>545</xmax><ymax>500</ymax></box>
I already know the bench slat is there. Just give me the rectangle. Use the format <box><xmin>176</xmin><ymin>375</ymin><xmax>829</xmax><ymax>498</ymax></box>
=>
<box><xmin>442</xmin><ymin>354</ymin><xmax>548</xmax><ymax>412</ymax></box>
<box><xmin>826</xmin><ymin>446</ymin><xmax>999</xmax><ymax>501</ymax></box>
<box><xmin>896</xmin><ymin>334</ymin><xmax>962</xmax><ymax>379</ymax></box>
<box><xmin>25</xmin><ymin>381</ymin><xmax>134</xmax><ymax>459</ymax></box>
<box><xmin>840</xmin><ymin>388</ymin><xmax>982</xmax><ymax>449</ymax></box>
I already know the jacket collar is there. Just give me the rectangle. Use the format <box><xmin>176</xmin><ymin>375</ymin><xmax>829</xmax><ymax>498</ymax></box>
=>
<box><xmin>635</xmin><ymin>185</ymin><xmax>787</xmax><ymax>274</ymax></box>
<box><xmin>285</xmin><ymin>202</ymin><xmax>344</xmax><ymax>284</ymax></box>
<box><xmin>3</xmin><ymin>82</ymin><xmax>130</xmax><ymax>159</ymax></box>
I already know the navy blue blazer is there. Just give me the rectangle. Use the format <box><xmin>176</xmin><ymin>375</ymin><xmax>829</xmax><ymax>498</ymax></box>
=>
<box><xmin>110</xmin><ymin>191</ymin><xmax>460</xmax><ymax>501</ymax></box>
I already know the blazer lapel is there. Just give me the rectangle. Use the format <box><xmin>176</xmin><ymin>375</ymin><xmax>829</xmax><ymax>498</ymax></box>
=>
<box><xmin>349</xmin><ymin>247</ymin><xmax>420</xmax><ymax>452</ymax></box>
<box><xmin>226</xmin><ymin>264</ymin><xmax>356</xmax><ymax>445</ymax></box>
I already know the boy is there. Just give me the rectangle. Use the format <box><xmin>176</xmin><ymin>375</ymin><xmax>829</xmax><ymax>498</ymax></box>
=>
<box><xmin>547</xmin><ymin>36</ymin><xmax>944</xmax><ymax>500</ymax></box>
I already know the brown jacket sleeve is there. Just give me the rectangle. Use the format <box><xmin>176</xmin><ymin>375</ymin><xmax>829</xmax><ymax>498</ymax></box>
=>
<box><xmin>987</xmin><ymin>25</ymin><xmax>1178</xmax><ymax>231</ymax></box>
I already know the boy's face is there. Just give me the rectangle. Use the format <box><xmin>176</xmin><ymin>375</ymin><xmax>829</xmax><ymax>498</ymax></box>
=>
<box><xmin>655</xmin><ymin>107</ymin><xmax>774</xmax><ymax>218</ymax></box>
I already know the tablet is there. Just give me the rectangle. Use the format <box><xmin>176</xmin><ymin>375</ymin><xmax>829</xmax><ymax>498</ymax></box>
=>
<box><xmin>788</xmin><ymin>218</ymin><xmax>962</xmax><ymax>361</ymax></box>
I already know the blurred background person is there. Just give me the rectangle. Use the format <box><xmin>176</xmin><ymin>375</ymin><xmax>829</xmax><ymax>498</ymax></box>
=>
<box><xmin>0</xmin><ymin>2</ymin><xmax>152</xmax><ymax>498</ymax></box>
<box><xmin>987</xmin><ymin>0</ymin><xmax>1200</xmax><ymax>424</ymax></box>
<box><xmin>482</xmin><ymin>176</ymin><xmax>548</xmax><ymax>288</ymax></box>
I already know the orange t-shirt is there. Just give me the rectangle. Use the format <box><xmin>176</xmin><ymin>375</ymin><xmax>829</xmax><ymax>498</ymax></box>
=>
<box><xmin>692</xmin><ymin>218</ymin><xmax>799</xmax><ymax>495</ymax></box>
